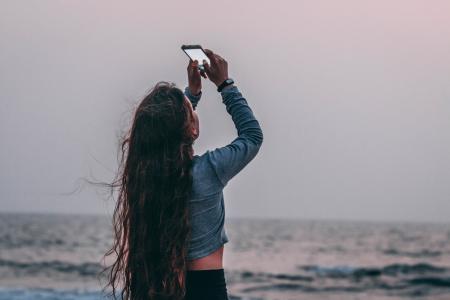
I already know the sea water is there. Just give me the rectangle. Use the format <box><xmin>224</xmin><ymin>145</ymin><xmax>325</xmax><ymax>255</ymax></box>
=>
<box><xmin>0</xmin><ymin>213</ymin><xmax>449</xmax><ymax>300</ymax></box>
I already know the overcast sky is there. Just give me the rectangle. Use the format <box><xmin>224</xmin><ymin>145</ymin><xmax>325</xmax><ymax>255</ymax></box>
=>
<box><xmin>1</xmin><ymin>1</ymin><xmax>449</xmax><ymax>222</ymax></box>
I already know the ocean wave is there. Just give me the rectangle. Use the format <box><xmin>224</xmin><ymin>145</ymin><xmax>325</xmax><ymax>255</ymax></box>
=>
<box><xmin>406</xmin><ymin>277</ymin><xmax>450</xmax><ymax>287</ymax></box>
<box><xmin>383</xmin><ymin>248</ymin><xmax>442</xmax><ymax>258</ymax></box>
<box><xmin>0</xmin><ymin>288</ymin><xmax>102</xmax><ymax>300</ymax></box>
<box><xmin>297</xmin><ymin>263</ymin><xmax>447</xmax><ymax>278</ymax></box>
<box><xmin>0</xmin><ymin>259</ymin><xmax>103</xmax><ymax>277</ymax></box>
<box><xmin>234</xmin><ymin>265</ymin><xmax>450</xmax><ymax>297</ymax></box>
<box><xmin>0</xmin><ymin>288</ymin><xmax>244</xmax><ymax>300</ymax></box>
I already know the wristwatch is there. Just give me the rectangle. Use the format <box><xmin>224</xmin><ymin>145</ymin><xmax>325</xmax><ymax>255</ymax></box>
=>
<box><xmin>217</xmin><ymin>78</ymin><xmax>235</xmax><ymax>92</ymax></box>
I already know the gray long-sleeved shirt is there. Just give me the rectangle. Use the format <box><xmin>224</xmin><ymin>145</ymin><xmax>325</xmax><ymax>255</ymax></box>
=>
<box><xmin>183</xmin><ymin>84</ymin><xmax>263</xmax><ymax>260</ymax></box>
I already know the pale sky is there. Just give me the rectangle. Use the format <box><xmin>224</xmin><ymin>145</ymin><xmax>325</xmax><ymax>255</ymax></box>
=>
<box><xmin>1</xmin><ymin>0</ymin><xmax>449</xmax><ymax>222</ymax></box>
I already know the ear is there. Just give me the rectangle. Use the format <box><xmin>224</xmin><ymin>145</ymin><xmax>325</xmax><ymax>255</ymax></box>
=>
<box><xmin>192</xmin><ymin>126</ymin><xmax>199</xmax><ymax>139</ymax></box>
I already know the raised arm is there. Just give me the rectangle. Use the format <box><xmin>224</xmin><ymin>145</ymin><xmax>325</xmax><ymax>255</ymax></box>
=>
<box><xmin>207</xmin><ymin>84</ymin><xmax>263</xmax><ymax>187</ymax></box>
<box><xmin>184</xmin><ymin>86</ymin><xmax>202</xmax><ymax>110</ymax></box>
<box><xmin>184</xmin><ymin>58</ymin><xmax>205</xmax><ymax>111</ymax></box>
<box><xmin>201</xmin><ymin>49</ymin><xmax>263</xmax><ymax>187</ymax></box>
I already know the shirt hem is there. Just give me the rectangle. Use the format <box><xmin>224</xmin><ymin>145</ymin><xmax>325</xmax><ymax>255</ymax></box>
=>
<box><xmin>187</xmin><ymin>237</ymin><xmax>229</xmax><ymax>261</ymax></box>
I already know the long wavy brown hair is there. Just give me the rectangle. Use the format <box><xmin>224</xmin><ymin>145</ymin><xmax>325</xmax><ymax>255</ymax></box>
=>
<box><xmin>101</xmin><ymin>81</ymin><xmax>195</xmax><ymax>299</ymax></box>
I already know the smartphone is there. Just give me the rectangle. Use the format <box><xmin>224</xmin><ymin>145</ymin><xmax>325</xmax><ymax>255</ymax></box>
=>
<box><xmin>181</xmin><ymin>45</ymin><xmax>210</xmax><ymax>71</ymax></box>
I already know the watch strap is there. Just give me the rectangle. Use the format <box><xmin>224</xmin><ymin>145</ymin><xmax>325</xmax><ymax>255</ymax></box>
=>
<box><xmin>217</xmin><ymin>78</ymin><xmax>234</xmax><ymax>92</ymax></box>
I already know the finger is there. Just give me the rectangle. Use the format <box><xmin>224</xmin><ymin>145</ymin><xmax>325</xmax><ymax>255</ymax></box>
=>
<box><xmin>203</xmin><ymin>60</ymin><xmax>211</xmax><ymax>75</ymax></box>
<box><xmin>192</xmin><ymin>60</ymin><xmax>199</xmax><ymax>70</ymax></box>
<box><xmin>204</xmin><ymin>49</ymin><xmax>219</xmax><ymax>65</ymax></box>
<box><xmin>200</xmin><ymin>69</ymin><xmax>207</xmax><ymax>78</ymax></box>
<box><xmin>217</xmin><ymin>55</ymin><xmax>227</xmax><ymax>65</ymax></box>
<box><xmin>203</xmin><ymin>49</ymin><xmax>214</xmax><ymax>58</ymax></box>
<box><xmin>188</xmin><ymin>61</ymin><xmax>199</xmax><ymax>78</ymax></box>
<box><xmin>188</xmin><ymin>59</ymin><xmax>198</xmax><ymax>68</ymax></box>
<box><xmin>202</xmin><ymin>60</ymin><xmax>209</xmax><ymax>71</ymax></box>
<box><xmin>192</xmin><ymin>63</ymin><xmax>202</xmax><ymax>78</ymax></box>
<box><xmin>205</xmin><ymin>49</ymin><xmax>221</xmax><ymax>62</ymax></box>
<box><xmin>207</xmin><ymin>56</ymin><xmax>217</xmax><ymax>68</ymax></box>
<box><xmin>187</xmin><ymin>60</ymin><xmax>195</xmax><ymax>74</ymax></box>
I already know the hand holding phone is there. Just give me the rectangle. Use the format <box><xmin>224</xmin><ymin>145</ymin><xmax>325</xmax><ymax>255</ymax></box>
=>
<box><xmin>181</xmin><ymin>45</ymin><xmax>210</xmax><ymax>76</ymax></box>
<box><xmin>182</xmin><ymin>45</ymin><xmax>229</xmax><ymax>87</ymax></box>
<box><xmin>202</xmin><ymin>49</ymin><xmax>229</xmax><ymax>87</ymax></box>
<box><xmin>187</xmin><ymin>59</ymin><xmax>202</xmax><ymax>95</ymax></box>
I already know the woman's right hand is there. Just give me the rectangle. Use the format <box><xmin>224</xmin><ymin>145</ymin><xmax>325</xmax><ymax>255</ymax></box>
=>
<box><xmin>203</xmin><ymin>49</ymin><xmax>229</xmax><ymax>87</ymax></box>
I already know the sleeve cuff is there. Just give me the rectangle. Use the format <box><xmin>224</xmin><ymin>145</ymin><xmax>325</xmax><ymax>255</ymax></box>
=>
<box><xmin>220</xmin><ymin>84</ymin><xmax>237</xmax><ymax>95</ymax></box>
<box><xmin>184</xmin><ymin>86</ymin><xmax>202</xmax><ymax>110</ymax></box>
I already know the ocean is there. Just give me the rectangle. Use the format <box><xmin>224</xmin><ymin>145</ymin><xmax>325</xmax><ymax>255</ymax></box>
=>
<box><xmin>0</xmin><ymin>213</ymin><xmax>449</xmax><ymax>300</ymax></box>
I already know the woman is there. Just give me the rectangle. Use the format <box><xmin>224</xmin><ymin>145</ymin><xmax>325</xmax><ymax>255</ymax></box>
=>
<box><xmin>104</xmin><ymin>49</ymin><xmax>263</xmax><ymax>300</ymax></box>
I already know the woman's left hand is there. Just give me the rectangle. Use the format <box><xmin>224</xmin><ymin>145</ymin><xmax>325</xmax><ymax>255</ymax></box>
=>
<box><xmin>187</xmin><ymin>59</ymin><xmax>206</xmax><ymax>96</ymax></box>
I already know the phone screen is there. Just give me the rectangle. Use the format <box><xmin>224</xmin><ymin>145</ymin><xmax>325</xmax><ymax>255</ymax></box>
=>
<box><xmin>184</xmin><ymin>48</ymin><xmax>210</xmax><ymax>66</ymax></box>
